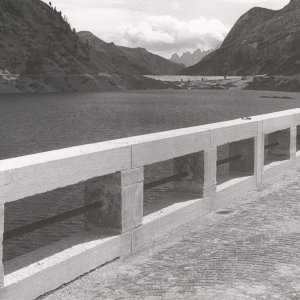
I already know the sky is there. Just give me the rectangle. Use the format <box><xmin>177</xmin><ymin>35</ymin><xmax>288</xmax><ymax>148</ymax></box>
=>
<box><xmin>45</xmin><ymin>0</ymin><xmax>290</xmax><ymax>58</ymax></box>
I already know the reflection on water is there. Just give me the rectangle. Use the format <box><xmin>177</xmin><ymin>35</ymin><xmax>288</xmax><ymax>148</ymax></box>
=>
<box><xmin>4</xmin><ymin>185</ymin><xmax>84</xmax><ymax>261</ymax></box>
<box><xmin>2</xmin><ymin>89</ymin><xmax>299</xmax><ymax>261</ymax></box>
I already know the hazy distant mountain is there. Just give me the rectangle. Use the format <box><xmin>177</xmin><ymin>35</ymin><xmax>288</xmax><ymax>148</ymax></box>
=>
<box><xmin>78</xmin><ymin>31</ymin><xmax>184</xmax><ymax>75</ymax></box>
<box><xmin>182</xmin><ymin>0</ymin><xmax>300</xmax><ymax>75</ymax></box>
<box><xmin>170</xmin><ymin>49</ymin><xmax>214</xmax><ymax>67</ymax></box>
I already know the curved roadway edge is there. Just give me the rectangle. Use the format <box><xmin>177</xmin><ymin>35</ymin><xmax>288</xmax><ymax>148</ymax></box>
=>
<box><xmin>41</xmin><ymin>166</ymin><xmax>300</xmax><ymax>300</ymax></box>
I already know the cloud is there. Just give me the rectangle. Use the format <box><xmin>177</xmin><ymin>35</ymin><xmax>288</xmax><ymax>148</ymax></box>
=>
<box><xmin>47</xmin><ymin>1</ymin><xmax>230</xmax><ymax>57</ymax></box>
<box><xmin>171</xmin><ymin>2</ymin><xmax>180</xmax><ymax>10</ymax></box>
<box><xmin>47</xmin><ymin>0</ymin><xmax>125</xmax><ymax>8</ymax></box>
<box><xmin>114</xmin><ymin>15</ymin><xmax>229</xmax><ymax>57</ymax></box>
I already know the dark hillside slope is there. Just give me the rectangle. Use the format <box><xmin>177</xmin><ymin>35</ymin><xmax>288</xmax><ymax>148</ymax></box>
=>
<box><xmin>0</xmin><ymin>0</ymin><xmax>96</xmax><ymax>75</ymax></box>
<box><xmin>182</xmin><ymin>0</ymin><xmax>300</xmax><ymax>76</ymax></box>
<box><xmin>0</xmin><ymin>0</ymin><xmax>167</xmax><ymax>92</ymax></box>
<box><xmin>78</xmin><ymin>31</ymin><xmax>184</xmax><ymax>75</ymax></box>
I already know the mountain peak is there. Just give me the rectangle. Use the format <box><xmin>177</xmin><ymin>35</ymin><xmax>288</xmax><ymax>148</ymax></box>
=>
<box><xmin>170</xmin><ymin>49</ymin><xmax>214</xmax><ymax>67</ymax></box>
<box><xmin>285</xmin><ymin>0</ymin><xmax>300</xmax><ymax>10</ymax></box>
<box><xmin>181</xmin><ymin>1</ymin><xmax>300</xmax><ymax>76</ymax></box>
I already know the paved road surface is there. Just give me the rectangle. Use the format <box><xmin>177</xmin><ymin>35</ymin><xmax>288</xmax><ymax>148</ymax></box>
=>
<box><xmin>41</xmin><ymin>168</ymin><xmax>300</xmax><ymax>300</ymax></box>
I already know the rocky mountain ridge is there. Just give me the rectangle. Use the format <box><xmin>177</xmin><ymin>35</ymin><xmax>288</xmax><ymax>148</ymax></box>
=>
<box><xmin>181</xmin><ymin>0</ymin><xmax>300</xmax><ymax>76</ymax></box>
<box><xmin>170</xmin><ymin>49</ymin><xmax>214</xmax><ymax>67</ymax></box>
<box><xmin>78</xmin><ymin>31</ymin><xmax>183</xmax><ymax>75</ymax></box>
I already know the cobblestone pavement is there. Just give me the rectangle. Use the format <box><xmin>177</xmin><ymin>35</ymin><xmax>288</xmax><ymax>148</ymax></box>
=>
<box><xmin>42</xmin><ymin>168</ymin><xmax>300</xmax><ymax>300</ymax></box>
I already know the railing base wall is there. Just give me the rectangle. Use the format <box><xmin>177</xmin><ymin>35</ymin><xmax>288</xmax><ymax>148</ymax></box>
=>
<box><xmin>132</xmin><ymin>197</ymin><xmax>210</xmax><ymax>253</ymax></box>
<box><xmin>212</xmin><ymin>176</ymin><xmax>256</xmax><ymax>211</ymax></box>
<box><xmin>296</xmin><ymin>152</ymin><xmax>300</xmax><ymax>167</ymax></box>
<box><xmin>1</xmin><ymin>233</ymin><xmax>120</xmax><ymax>300</ymax></box>
<box><xmin>263</xmin><ymin>160</ymin><xmax>294</xmax><ymax>182</ymax></box>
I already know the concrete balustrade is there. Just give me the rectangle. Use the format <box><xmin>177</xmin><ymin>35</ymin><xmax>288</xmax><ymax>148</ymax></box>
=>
<box><xmin>0</xmin><ymin>108</ymin><xmax>300</xmax><ymax>300</ymax></box>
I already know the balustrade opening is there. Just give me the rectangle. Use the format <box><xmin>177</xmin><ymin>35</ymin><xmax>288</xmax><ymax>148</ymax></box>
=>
<box><xmin>264</xmin><ymin>129</ymin><xmax>290</xmax><ymax>166</ymax></box>
<box><xmin>217</xmin><ymin>138</ymin><xmax>255</xmax><ymax>186</ymax></box>
<box><xmin>143</xmin><ymin>152</ymin><xmax>205</xmax><ymax>216</ymax></box>
<box><xmin>3</xmin><ymin>175</ymin><xmax>122</xmax><ymax>273</ymax></box>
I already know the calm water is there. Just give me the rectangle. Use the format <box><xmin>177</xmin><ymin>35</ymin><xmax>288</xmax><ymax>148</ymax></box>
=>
<box><xmin>1</xmin><ymin>89</ymin><xmax>299</xmax><ymax>262</ymax></box>
<box><xmin>1</xmin><ymin>89</ymin><xmax>299</xmax><ymax>160</ymax></box>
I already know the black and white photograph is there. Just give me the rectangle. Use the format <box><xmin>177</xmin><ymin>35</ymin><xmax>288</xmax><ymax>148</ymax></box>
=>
<box><xmin>0</xmin><ymin>0</ymin><xmax>299</xmax><ymax>299</ymax></box>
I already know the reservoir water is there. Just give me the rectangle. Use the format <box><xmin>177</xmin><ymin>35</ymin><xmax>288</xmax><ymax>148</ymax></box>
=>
<box><xmin>1</xmin><ymin>89</ymin><xmax>299</xmax><ymax>262</ymax></box>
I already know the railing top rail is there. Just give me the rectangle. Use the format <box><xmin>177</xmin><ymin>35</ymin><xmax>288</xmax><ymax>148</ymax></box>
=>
<box><xmin>1</xmin><ymin>108</ymin><xmax>299</xmax><ymax>169</ymax></box>
<box><xmin>0</xmin><ymin>108</ymin><xmax>299</xmax><ymax>204</ymax></box>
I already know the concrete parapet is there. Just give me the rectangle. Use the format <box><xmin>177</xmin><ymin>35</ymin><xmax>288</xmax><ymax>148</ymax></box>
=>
<box><xmin>263</xmin><ymin>115</ymin><xmax>293</xmax><ymax>134</ymax></box>
<box><xmin>210</xmin><ymin>121</ymin><xmax>257</xmax><ymax>147</ymax></box>
<box><xmin>132</xmin><ymin>130</ymin><xmax>210</xmax><ymax>168</ymax></box>
<box><xmin>0</xmin><ymin>142</ymin><xmax>132</xmax><ymax>204</ymax></box>
<box><xmin>0</xmin><ymin>108</ymin><xmax>300</xmax><ymax>299</ymax></box>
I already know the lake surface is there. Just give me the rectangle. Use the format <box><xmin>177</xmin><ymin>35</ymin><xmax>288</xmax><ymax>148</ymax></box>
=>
<box><xmin>1</xmin><ymin>89</ymin><xmax>299</xmax><ymax>262</ymax></box>
<box><xmin>1</xmin><ymin>89</ymin><xmax>299</xmax><ymax>160</ymax></box>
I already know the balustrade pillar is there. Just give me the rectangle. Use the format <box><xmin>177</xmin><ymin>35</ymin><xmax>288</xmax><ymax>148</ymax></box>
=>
<box><xmin>203</xmin><ymin>148</ymin><xmax>217</xmax><ymax>198</ymax></box>
<box><xmin>0</xmin><ymin>204</ymin><xmax>4</xmax><ymax>287</ymax></box>
<box><xmin>255</xmin><ymin>122</ymin><xmax>264</xmax><ymax>185</ymax></box>
<box><xmin>84</xmin><ymin>168</ymin><xmax>144</xmax><ymax>256</ymax></box>
<box><xmin>290</xmin><ymin>127</ymin><xmax>297</xmax><ymax>160</ymax></box>
<box><xmin>173</xmin><ymin>148</ymin><xmax>217</xmax><ymax>198</ymax></box>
